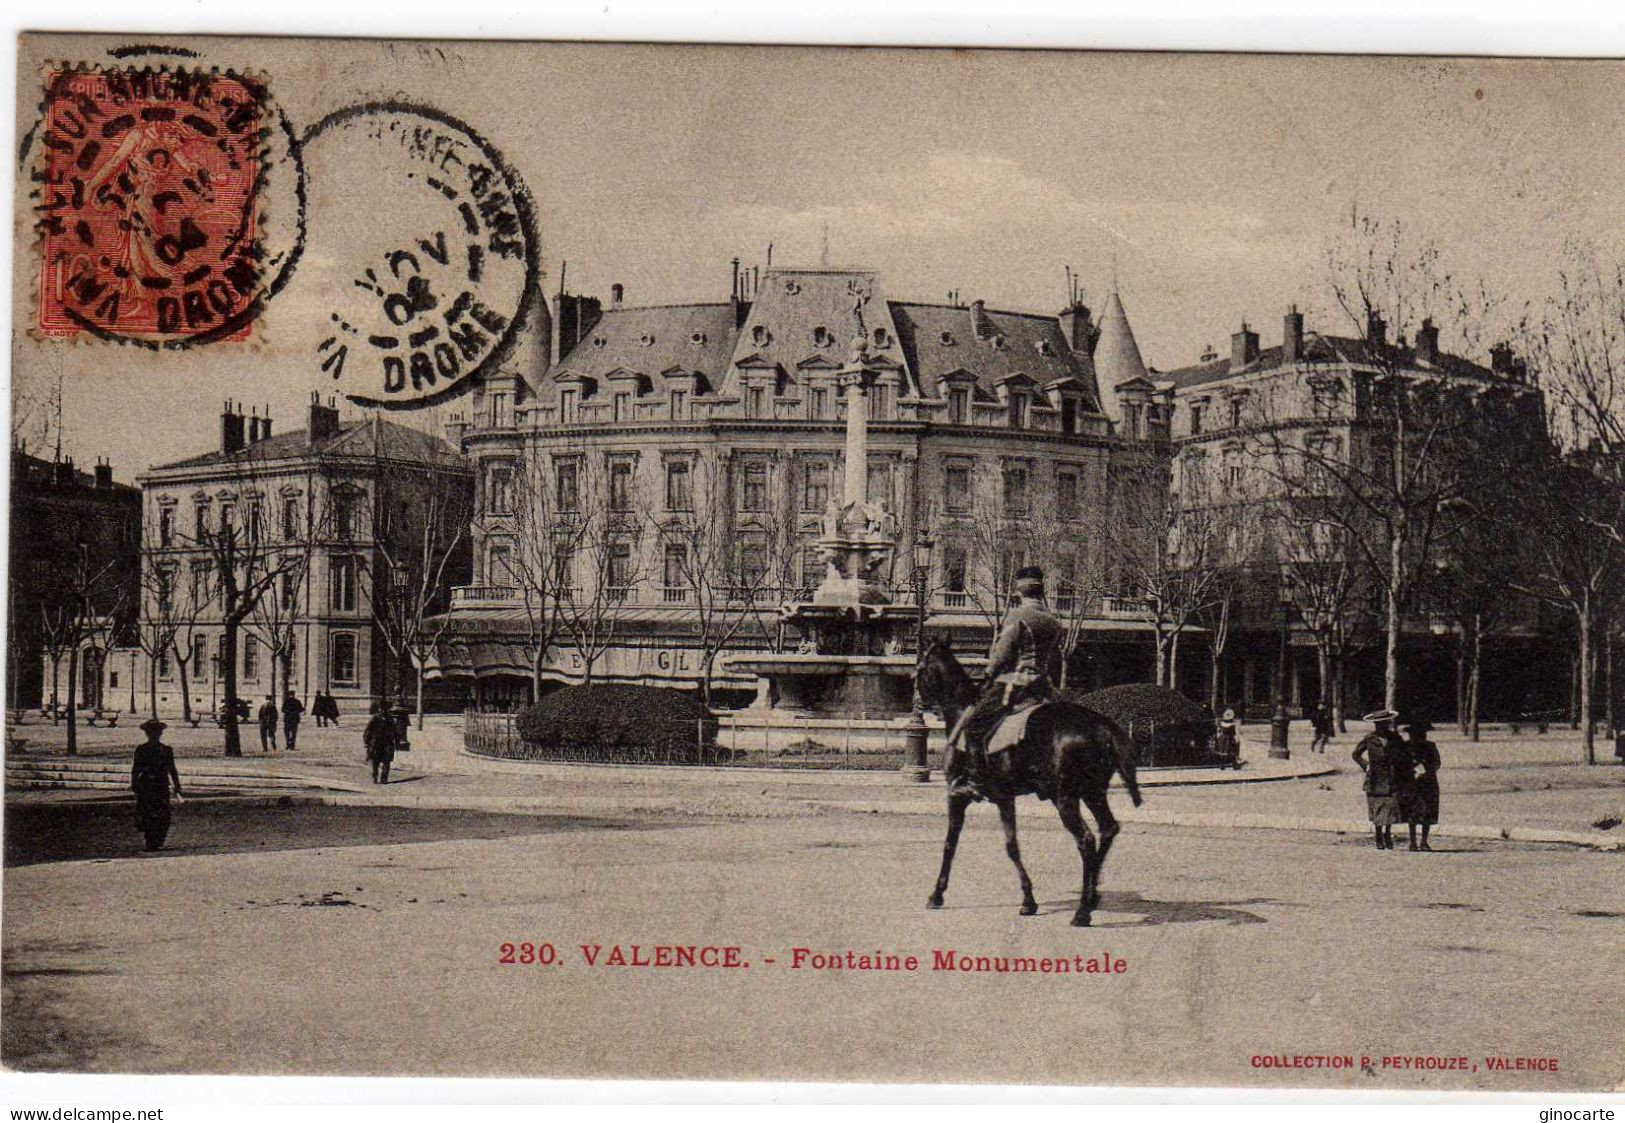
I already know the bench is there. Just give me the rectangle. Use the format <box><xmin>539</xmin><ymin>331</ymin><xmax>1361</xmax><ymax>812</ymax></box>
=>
<box><xmin>85</xmin><ymin>709</ymin><xmax>121</xmax><ymax>727</ymax></box>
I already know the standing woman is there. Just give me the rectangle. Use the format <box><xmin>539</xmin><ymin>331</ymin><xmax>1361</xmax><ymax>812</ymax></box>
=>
<box><xmin>1404</xmin><ymin>719</ymin><xmax>1441</xmax><ymax>851</ymax></box>
<box><xmin>131</xmin><ymin>718</ymin><xmax>183</xmax><ymax>852</ymax></box>
<box><xmin>1352</xmin><ymin>709</ymin><xmax>1402</xmax><ymax>850</ymax></box>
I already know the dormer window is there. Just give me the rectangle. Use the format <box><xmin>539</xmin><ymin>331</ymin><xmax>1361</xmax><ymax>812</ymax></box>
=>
<box><xmin>690</xmin><ymin>331</ymin><xmax>707</xmax><ymax>345</ymax></box>
<box><xmin>872</xmin><ymin>327</ymin><xmax>891</xmax><ymax>348</ymax></box>
<box><xmin>939</xmin><ymin>330</ymin><xmax>955</xmax><ymax>346</ymax></box>
<box><xmin>592</xmin><ymin>336</ymin><xmax>607</xmax><ymax>348</ymax></box>
<box><xmin>784</xmin><ymin>280</ymin><xmax>801</xmax><ymax>295</ymax></box>
<box><xmin>751</xmin><ymin>325</ymin><xmax>770</xmax><ymax>347</ymax></box>
<box><xmin>638</xmin><ymin>332</ymin><xmax>655</xmax><ymax>347</ymax></box>
<box><xmin>1008</xmin><ymin>391</ymin><xmax>1028</xmax><ymax>429</ymax></box>
<box><xmin>812</xmin><ymin>326</ymin><xmax>832</xmax><ymax>348</ymax></box>
<box><xmin>1036</xmin><ymin>339</ymin><xmax>1054</xmax><ymax>356</ymax></box>
<box><xmin>991</xmin><ymin>335</ymin><xmax>1007</xmax><ymax>350</ymax></box>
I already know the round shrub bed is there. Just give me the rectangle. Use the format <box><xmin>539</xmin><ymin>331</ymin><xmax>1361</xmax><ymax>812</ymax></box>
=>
<box><xmin>511</xmin><ymin>684</ymin><xmax>722</xmax><ymax>764</ymax></box>
<box><xmin>1069</xmin><ymin>683</ymin><xmax>1218</xmax><ymax>767</ymax></box>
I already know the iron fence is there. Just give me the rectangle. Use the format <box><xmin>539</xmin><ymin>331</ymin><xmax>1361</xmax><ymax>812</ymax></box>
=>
<box><xmin>464</xmin><ymin>710</ymin><xmax>911</xmax><ymax>770</ymax></box>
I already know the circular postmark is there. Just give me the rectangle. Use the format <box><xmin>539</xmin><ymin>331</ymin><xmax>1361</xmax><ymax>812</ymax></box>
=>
<box><xmin>299</xmin><ymin>102</ymin><xmax>540</xmax><ymax>409</ymax></box>
<box><xmin>29</xmin><ymin>63</ymin><xmax>305</xmax><ymax>348</ymax></box>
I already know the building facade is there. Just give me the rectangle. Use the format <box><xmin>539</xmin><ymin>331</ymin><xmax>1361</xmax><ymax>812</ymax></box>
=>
<box><xmin>438</xmin><ymin>266</ymin><xmax>1172</xmax><ymax>707</ymax></box>
<box><xmin>10</xmin><ymin>449</ymin><xmax>141</xmax><ymax>713</ymax></box>
<box><xmin>1161</xmin><ymin>307</ymin><xmax>1553</xmax><ymax>721</ymax></box>
<box><xmin>133</xmin><ymin>396</ymin><xmax>473</xmax><ymax>718</ymax></box>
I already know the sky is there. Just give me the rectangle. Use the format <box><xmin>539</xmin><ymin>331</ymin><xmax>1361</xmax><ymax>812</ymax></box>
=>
<box><xmin>13</xmin><ymin>36</ymin><xmax>1625</xmax><ymax>477</ymax></box>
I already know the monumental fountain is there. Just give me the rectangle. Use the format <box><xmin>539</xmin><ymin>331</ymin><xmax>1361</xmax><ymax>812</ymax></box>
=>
<box><xmin>721</xmin><ymin>327</ymin><xmax>941</xmax><ymax>765</ymax></box>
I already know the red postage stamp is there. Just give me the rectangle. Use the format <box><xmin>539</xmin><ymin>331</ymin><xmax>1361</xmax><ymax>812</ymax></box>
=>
<box><xmin>34</xmin><ymin>66</ymin><xmax>267</xmax><ymax>344</ymax></box>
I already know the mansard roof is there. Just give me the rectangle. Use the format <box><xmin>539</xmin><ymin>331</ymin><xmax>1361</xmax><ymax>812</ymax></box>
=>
<box><xmin>888</xmin><ymin>302</ymin><xmax>1101</xmax><ymax>410</ymax></box>
<box><xmin>1164</xmin><ymin>332</ymin><xmax>1502</xmax><ymax>392</ymax></box>
<box><xmin>547</xmin><ymin>302</ymin><xmax>740</xmax><ymax>401</ymax></box>
<box><xmin>151</xmin><ymin>418</ymin><xmax>463</xmax><ymax>473</ymax></box>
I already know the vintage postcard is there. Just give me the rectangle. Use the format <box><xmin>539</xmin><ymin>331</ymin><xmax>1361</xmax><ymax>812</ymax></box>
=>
<box><xmin>5</xmin><ymin>31</ymin><xmax>1625</xmax><ymax>1095</ymax></box>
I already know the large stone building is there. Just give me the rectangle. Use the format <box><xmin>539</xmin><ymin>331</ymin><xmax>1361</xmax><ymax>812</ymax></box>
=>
<box><xmin>1161</xmin><ymin>307</ymin><xmax>1552</xmax><ymax>721</ymax></box>
<box><xmin>9</xmin><ymin>448</ymin><xmax>141</xmax><ymax>713</ymax></box>
<box><xmin>134</xmin><ymin>396</ymin><xmax>472</xmax><ymax>718</ymax></box>
<box><xmin>437</xmin><ymin>266</ymin><xmax>1171</xmax><ymax>707</ymax></box>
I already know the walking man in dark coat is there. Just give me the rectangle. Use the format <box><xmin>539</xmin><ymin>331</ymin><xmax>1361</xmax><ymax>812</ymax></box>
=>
<box><xmin>363</xmin><ymin>701</ymin><xmax>395</xmax><ymax>784</ymax></box>
<box><xmin>281</xmin><ymin>690</ymin><xmax>305</xmax><ymax>750</ymax></box>
<box><xmin>256</xmin><ymin>695</ymin><xmax>278</xmax><ymax>753</ymax></box>
<box><xmin>1352</xmin><ymin>709</ymin><xmax>1405</xmax><ymax>849</ymax></box>
<box><xmin>131</xmin><ymin>718</ymin><xmax>183</xmax><ymax>852</ymax></box>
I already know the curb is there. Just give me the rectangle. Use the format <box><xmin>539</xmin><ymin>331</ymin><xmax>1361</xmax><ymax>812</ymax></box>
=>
<box><xmin>266</xmin><ymin>787</ymin><xmax>1625</xmax><ymax>851</ymax></box>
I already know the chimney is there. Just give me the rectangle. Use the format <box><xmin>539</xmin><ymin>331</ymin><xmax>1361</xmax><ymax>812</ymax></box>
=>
<box><xmin>220</xmin><ymin>400</ymin><xmax>246</xmax><ymax>455</ymax></box>
<box><xmin>262</xmin><ymin>412</ymin><xmax>272</xmax><ymax>440</ymax></box>
<box><xmin>1367</xmin><ymin>311</ymin><xmax>1387</xmax><ymax>349</ymax></box>
<box><xmin>248</xmin><ymin>410</ymin><xmax>262</xmax><ymax>444</ymax></box>
<box><xmin>1490</xmin><ymin>341</ymin><xmax>1515</xmax><ymax>376</ymax></box>
<box><xmin>611</xmin><ymin>283</ymin><xmax>624</xmax><ymax>306</ymax></box>
<box><xmin>550</xmin><ymin>292</ymin><xmax>604</xmax><ymax>365</ymax></box>
<box><xmin>1058</xmin><ymin>299</ymin><xmax>1096</xmax><ymax>355</ymax></box>
<box><xmin>443</xmin><ymin>411</ymin><xmax>470</xmax><ymax>450</ymax></box>
<box><xmin>1200</xmin><ymin>343</ymin><xmax>1218</xmax><ymax>363</ymax></box>
<box><xmin>1415</xmin><ymin>318</ymin><xmax>1439</xmax><ymax>365</ymax></box>
<box><xmin>1231</xmin><ymin>322</ymin><xmax>1260</xmax><ymax>370</ymax></box>
<box><xmin>94</xmin><ymin>459</ymin><xmax>113</xmax><ymax>489</ymax></box>
<box><xmin>308</xmin><ymin>391</ymin><xmax>341</xmax><ymax>444</ymax></box>
<box><xmin>1282</xmin><ymin>305</ymin><xmax>1304</xmax><ymax>363</ymax></box>
<box><xmin>53</xmin><ymin>456</ymin><xmax>76</xmax><ymax>486</ymax></box>
<box><xmin>971</xmin><ymin>299</ymin><xmax>991</xmax><ymax>341</ymax></box>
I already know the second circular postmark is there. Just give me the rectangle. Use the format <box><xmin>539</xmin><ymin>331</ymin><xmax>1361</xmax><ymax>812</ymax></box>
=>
<box><xmin>300</xmin><ymin>102</ymin><xmax>539</xmax><ymax>408</ymax></box>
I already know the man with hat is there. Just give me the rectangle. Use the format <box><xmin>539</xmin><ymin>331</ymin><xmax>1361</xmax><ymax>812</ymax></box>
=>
<box><xmin>1352</xmin><ymin>709</ymin><xmax>1406</xmax><ymax>849</ymax></box>
<box><xmin>130</xmin><ymin>718</ymin><xmax>183</xmax><ymax>852</ymax></box>
<box><xmin>256</xmin><ymin>694</ymin><xmax>278</xmax><ymax>753</ymax></box>
<box><xmin>363</xmin><ymin>701</ymin><xmax>395</xmax><ymax>784</ymax></box>
<box><xmin>1214</xmin><ymin>709</ymin><xmax>1241</xmax><ymax>768</ymax></box>
<box><xmin>945</xmin><ymin>565</ymin><xmax>1064</xmax><ymax>780</ymax></box>
<box><xmin>1402</xmin><ymin>718</ymin><xmax>1441</xmax><ymax>851</ymax></box>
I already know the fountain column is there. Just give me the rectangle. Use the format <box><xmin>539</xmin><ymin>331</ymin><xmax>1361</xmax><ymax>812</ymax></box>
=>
<box><xmin>842</xmin><ymin>369</ymin><xmax>869</xmax><ymax>507</ymax></box>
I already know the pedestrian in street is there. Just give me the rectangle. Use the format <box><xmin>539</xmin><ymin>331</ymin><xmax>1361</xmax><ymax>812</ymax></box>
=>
<box><xmin>281</xmin><ymin>690</ymin><xmax>305</xmax><ymax>751</ymax></box>
<box><xmin>1404</xmin><ymin>719</ymin><xmax>1441</xmax><ymax>851</ymax></box>
<box><xmin>325</xmin><ymin>693</ymin><xmax>341</xmax><ymax>727</ymax></box>
<box><xmin>1352</xmin><ymin>709</ymin><xmax>1406</xmax><ymax>849</ymax></box>
<box><xmin>257</xmin><ymin>695</ymin><xmax>278</xmax><ymax>753</ymax></box>
<box><xmin>363</xmin><ymin>701</ymin><xmax>395</xmax><ymax>784</ymax></box>
<box><xmin>311</xmin><ymin>691</ymin><xmax>326</xmax><ymax>728</ymax></box>
<box><xmin>131</xmin><ymin>718</ymin><xmax>183</xmax><ymax>852</ymax></box>
<box><xmin>1310</xmin><ymin>701</ymin><xmax>1334</xmax><ymax>753</ymax></box>
<box><xmin>1214</xmin><ymin>709</ymin><xmax>1241</xmax><ymax>768</ymax></box>
<box><xmin>390</xmin><ymin>701</ymin><xmax>411</xmax><ymax>773</ymax></box>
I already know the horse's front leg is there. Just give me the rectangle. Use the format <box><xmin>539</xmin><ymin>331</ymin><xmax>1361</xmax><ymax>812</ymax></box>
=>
<box><xmin>928</xmin><ymin>792</ymin><xmax>972</xmax><ymax>908</ymax></box>
<box><xmin>1057</xmin><ymin>796</ymin><xmax>1099</xmax><ymax>926</ymax></box>
<box><xmin>997</xmin><ymin>798</ymin><xmax>1038</xmax><ymax>916</ymax></box>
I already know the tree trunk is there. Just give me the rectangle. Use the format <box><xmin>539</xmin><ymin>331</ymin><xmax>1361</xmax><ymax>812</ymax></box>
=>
<box><xmin>1467</xmin><ymin>614</ymin><xmax>1482</xmax><ymax>742</ymax></box>
<box><xmin>414</xmin><ymin>655</ymin><xmax>426</xmax><ymax>731</ymax></box>
<box><xmin>1316</xmin><ymin>640</ymin><xmax>1333</xmax><ymax>727</ymax></box>
<box><xmin>222</xmin><ymin>619</ymin><xmax>242</xmax><ymax>757</ymax></box>
<box><xmin>149</xmin><ymin>653</ymin><xmax>160</xmax><ymax>717</ymax></box>
<box><xmin>48</xmin><ymin>655</ymin><xmax>60</xmax><ymax>712</ymax></box>
<box><xmin>1384</xmin><ymin>534</ymin><xmax>1404</xmax><ymax>713</ymax></box>
<box><xmin>65</xmin><ymin>644</ymin><xmax>79</xmax><ymax>755</ymax></box>
<box><xmin>1578</xmin><ymin>604</ymin><xmax>1595</xmax><ymax>765</ymax></box>
<box><xmin>1462</xmin><ymin>633</ymin><xmax>1475</xmax><ymax>737</ymax></box>
<box><xmin>1208</xmin><ymin>649</ymin><xmax>1222</xmax><ymax>714</ymax></box>
<box><xmin>176</xmin><ymin>644</ymin><xmax>193</xmax><ymax>723</ymax></box>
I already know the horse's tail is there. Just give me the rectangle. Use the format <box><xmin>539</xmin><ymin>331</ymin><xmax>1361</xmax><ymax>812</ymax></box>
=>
<box><xmin>1106</xmin><ymin>718</ymin><xmax>1144</xmax><ymax>807</ymax></box>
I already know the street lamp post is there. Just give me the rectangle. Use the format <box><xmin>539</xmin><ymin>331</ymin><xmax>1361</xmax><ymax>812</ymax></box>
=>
<box><xmin>128</xmin><ymin>650</ymin><xmax>137</xmax><ymax>713</ymax></box>
<box><xmin>902</xmin><ymin>531</ymin><xmax>935</xmax><ymax>783</ymax></box>
<box><xmin>1271</xmin><ymin>570</ymin><xmax>1294</xmax><ymax>759</ymax></box>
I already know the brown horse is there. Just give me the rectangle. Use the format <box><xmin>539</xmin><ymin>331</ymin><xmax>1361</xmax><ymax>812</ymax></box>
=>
<box><xmin>915</xmin><ymin>639</ymin><xmax>1143</xmax><ymax>927</ymax></box>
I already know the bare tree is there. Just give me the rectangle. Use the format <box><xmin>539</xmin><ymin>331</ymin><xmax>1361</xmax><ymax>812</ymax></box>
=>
<box><xmin>1111</xmin><ymin>448</ymin><xmax>1219</xmax><ymax>689</ymax></box>
<box><xmin>136</xmin><ymin>531</ymin><xmax>184</xmax><ymax>718</ymax></box>
<box><xmin>557</xmin><ymin>450</ymin><xmax>652</xmax><ymax>686</ymax></box>
<box><xmin>1309</xmin><ymin>207</ymin><xmax>1506</xmax><ymax>712</ymax></box>
<box><xmin>181</xmin><ymin>454</ymin><xmax>306</xmax><ymax>756</ymax></box>
<box><xmin>493</xmin><ymin>443</ymin><xmax>586</xmax><ymax>702</ymax></box>
<box><xmin>37</xmin><ymin>541</ymin><xmax>130</xmax><ymax>754</ymax></box>
<box><xmin>367</xmin><ymin>446</ymin><xmax>472</xmax><ymax>727</ymax></box>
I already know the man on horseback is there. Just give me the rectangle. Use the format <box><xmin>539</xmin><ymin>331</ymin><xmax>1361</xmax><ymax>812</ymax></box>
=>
<box><xmin>946</xmin><ymin>565</ymin><xmax>1065</xmax><ymax>779</ymax></box>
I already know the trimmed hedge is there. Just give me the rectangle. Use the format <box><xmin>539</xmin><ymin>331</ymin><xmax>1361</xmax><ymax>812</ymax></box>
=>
<box><xmin>514</xmin><ymin>684</ymin><xmax>718</xmax><ymax>762</ymax></box>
